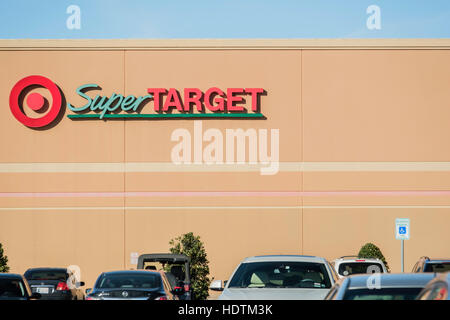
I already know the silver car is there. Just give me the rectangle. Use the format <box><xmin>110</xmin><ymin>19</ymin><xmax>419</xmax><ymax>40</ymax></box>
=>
<box><xmin>416</xmin><ymin>271</ymin><xmax>450</xmax><ymax>300</ymax></box>
<box><xmin>211</xmin><ymin>255</ymin><xmax>337</xmax><ymax>300</ymax></box>
<box><xmin>324</xmin><ymin>273</ymin><xmax>437</xmax><ymax>300</ymax></box>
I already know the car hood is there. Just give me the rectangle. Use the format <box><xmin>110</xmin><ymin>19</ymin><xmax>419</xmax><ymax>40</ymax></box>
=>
<box><xmin>218</xmin><ymin>288</ymin><xmax>330</xmax><ymax>300</ymax></box>
<box><xmin>90</xmin><ymin>288</ymin><xmax>164</xmax><ymax>299</ymax></box>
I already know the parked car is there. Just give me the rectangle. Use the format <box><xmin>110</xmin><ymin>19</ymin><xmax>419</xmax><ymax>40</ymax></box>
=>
<box><xmin>412</xmin><ymin>256</ymin><xmax>450</xmax><ymax>273</ymax></box>
<box><xmin>332</xmin><ymin>256</ymin><xmax>388</xmax><ymax>278</ymax></box>
<box><xmin>24</xmin><ymin>267</ymin><xmax>85</xmax><ymax>300</ymax></box>
<box><xmin>416</xmin><ymin>272</ymin><xmax>450</xmax><ymax>300</ymax></box>
<box><xmin>211</xmin><ymin>255</ymin><xmax>337</xmax><ymax>300</ymax></box>
<box><xmin>137</xmin><ymin>253</ymin><xmax>191</xmax><ymax>300</ymax></box>
<box><xmin>0</xmin><ymin>273</ymin><xmax>40</xmax><ymax>300</ymax></box>
<box><xmin>85</xmin><ymin>270</ymin><xmax>184</xmax><ymax>300</ymax></box>
<box><xmin>324</xmin><ymin>273</ymin><xmax>437</xmax><ymax>300</ymax></box>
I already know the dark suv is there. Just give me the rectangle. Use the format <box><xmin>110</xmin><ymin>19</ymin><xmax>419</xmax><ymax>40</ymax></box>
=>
<box><xmin>24</xmin><ymin>267</ymin><xmax>85</xmax><ymax>300</ymax></box>
<box><xmin>137</xmin><ymin>253</ymin><xmax>191</xmax><ymax>300</ymax></box>
<box><xmin>412</xmin><ymin>256</ymin><xmax>450</xmax><ymax>273</ymax></box>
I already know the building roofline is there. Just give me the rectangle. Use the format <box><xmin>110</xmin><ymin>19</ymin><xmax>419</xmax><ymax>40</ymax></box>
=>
<box><xmin>1</xmin><ymin>39</ymin><xmax>450</xmax><ymax>51</ymax></box>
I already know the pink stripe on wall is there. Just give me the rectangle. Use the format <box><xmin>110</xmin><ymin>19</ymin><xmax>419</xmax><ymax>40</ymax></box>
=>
<box><xmin>1</xmin><ymin>191</ymin><xmax>450</xmax><ymax>198</ymax></box>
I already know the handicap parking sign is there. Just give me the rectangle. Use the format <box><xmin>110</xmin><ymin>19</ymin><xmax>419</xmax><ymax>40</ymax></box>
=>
<box><xmin>395</xmin><ymin>218</ymin><xmax>410</xmax><ymax>240</ymax></box>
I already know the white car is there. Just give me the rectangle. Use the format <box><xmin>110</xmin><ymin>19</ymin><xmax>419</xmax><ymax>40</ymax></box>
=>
<box><xmin>210</xmin><ymin>255</ymin><xmax>337</xmax><ymax>300</ymax></box>
<box><xmin>332</xmin><ymin>256</ymin><xmax>388</xmax><ymax>278</ymax></box>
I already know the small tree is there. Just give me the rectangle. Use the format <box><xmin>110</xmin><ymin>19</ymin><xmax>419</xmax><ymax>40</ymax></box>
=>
<box><xmin>169</xmin><ymin>232</ymin><xmax>211</xmax><ymax>300</ymax></box>
<box><xmin>358</xmin><ymin>242</ymin><xmax>390</xmax><ymax>272</ymax></box>
<box><xmin>0</xmin><ymin>243</ymin><xmax>9</xmax><ymax>273</ymax></box>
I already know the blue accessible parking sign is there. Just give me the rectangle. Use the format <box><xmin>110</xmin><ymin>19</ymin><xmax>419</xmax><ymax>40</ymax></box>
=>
<box><xmin>395</xmin><ymin>218</ymin><xmax>410</xmax><ymax>240</ymax></box>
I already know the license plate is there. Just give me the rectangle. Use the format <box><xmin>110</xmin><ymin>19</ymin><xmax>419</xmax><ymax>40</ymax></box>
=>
<box><xmin>36</xmin><ymin>287</ymin><xmax>49</xmax><ymax>294</ymax></box>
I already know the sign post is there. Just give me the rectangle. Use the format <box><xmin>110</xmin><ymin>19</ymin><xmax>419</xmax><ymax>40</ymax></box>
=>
<box><xmin>395</xmin><ymin>218</ymin><xmax>410</xmax><ymax>272</ymax></box>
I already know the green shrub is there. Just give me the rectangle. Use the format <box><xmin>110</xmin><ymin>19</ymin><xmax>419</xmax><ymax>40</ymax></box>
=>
<box><xmin>0</xmin><ymin>243</ymin><xmax>9</xmax><ymax>273</ymax></box>
<box><xmin>169</xmin><ymin>232</ymin><xmax>211</xmax><ymax>300</ymax></box>
<box><xmin>358</xmin><ymin>242</ymin><xmax>390</xmax><ymax>272</ymax></box>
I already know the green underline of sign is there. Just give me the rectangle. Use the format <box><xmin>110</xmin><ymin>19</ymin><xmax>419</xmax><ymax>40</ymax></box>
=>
<box><xmin>67</xmin><ymin>113</ymin><xmax>266</xmax><ymax>120</ymax></box>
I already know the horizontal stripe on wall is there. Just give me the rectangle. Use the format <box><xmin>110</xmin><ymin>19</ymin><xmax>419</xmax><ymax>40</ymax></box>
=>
<box><xmin>2</xmin><ymin>162</ymin><xmax>450</xmax><ymax>173</ymax></box>
<box><xmin>1</xmin><ymin>191</ymin><xmax>450</xmax><ymax>198</ymax></box>
<box><xmin>0</xmin><ymin>206</ymin><xmax>450</xmax><ymax>211</ymax></box>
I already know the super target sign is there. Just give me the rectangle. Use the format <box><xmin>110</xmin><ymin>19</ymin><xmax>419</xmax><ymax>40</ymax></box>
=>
<box><xmin>9</xmin><ymin>75</ymin><xmax>265</xmax><ymax>129</ymax></box>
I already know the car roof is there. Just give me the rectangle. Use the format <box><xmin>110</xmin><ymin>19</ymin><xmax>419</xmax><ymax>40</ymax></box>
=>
<box><xmin>346</xmin><ymin>273</ymin><xmax>437</xmax><ymax>289</ymax></box>
<box><xmin>334</xmin><ymin>258</ymin><xmax>383</xmax><ymax>263</ymax></box>
<box><xmin>25</xmin><ymin>267</ymin><xmax>67</xmax><ymax>272</ymax></box>
<box><xmin>0</xmin><ymin>273</ymin><xmax>23</xmax><ymax>279</ymax></box>
<box><xmin>242</xmin><ymin>255</ymin><xmax>326</xmax><ymax>263</ymax></box>
<box><xmin>425</xmin><ymin>259</ymin><xmax>450</xmax><ymax>263</ymax></box>
<box><xmin>100</xmin><ymin>270</ymin><xmax>162</xmax><ymax>276</ymax></box>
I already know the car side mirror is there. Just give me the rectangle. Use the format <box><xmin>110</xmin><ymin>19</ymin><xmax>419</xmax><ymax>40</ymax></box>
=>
<box><xmin>210</xmin><ymin>279</ymin><xmax>224</xmax><ymax>291</ymax></box>
<box><xmin>77</xmin><ymin>281</ymin><xmax>85</xmax><ymax>287</ymax></box>
<box><xmin>30</xmin><ymin>292</ymin><xmax>41</xmax><ymax>300</ymax></box>
<box><xmin>172</xmin><ymin>286</ymin><xmax>185</xmax><ymax>296</ymax></box>
<box><xmin>85</xmin><ymin>288</ymin><xmax>92</xmax><ymax>295</ymax></box>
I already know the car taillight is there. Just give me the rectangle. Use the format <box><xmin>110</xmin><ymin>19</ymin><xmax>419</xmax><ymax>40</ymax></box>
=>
<box><xmin>155</xmin><ymin>296</ymin><xmax>167</xmax><ymax>300</ymax></box>
<box><xmin>184</xmin><ymin>284</ymin><xmax>190</xmax><ymax>292</ymax></box>
<box><xmin>56</xmin><ymin>282</ymin><xmax>69</xmax><ymax>291</ymax></box>
<box><xmin>355</xmin><ymin>259</ymin><xmax>365</xmax><ymax>262</ymax></box>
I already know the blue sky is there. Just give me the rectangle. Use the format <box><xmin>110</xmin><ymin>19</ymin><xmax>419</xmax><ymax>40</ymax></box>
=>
<box><xmin>1</xmin><ymin>0</ymin><xmax>449</xmax><ymax>39</ymax></box>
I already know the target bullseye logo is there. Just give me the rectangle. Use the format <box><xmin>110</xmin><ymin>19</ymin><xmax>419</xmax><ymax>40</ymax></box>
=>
<box><xmin>9</xmin><ymin>75</ymin><xmax>62</xmax><ymax>128</ymax></box>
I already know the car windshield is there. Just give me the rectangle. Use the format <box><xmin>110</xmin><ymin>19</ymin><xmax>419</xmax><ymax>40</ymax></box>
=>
<box><xmin>24</xmin><ymin>270</ymin><xmax>67</xmax><ymax>281</ymax></box>
<box><xmin>0</xmin><ymin>279</ymin><xmax>26</xmax><ymax>298</ymax></box>
<box><xmin>424</xmin><ymin>262</ymin><xmax>450</xmax><ymax>273</ymax></box>
<box><xmin>338</xmin><ymin>262</ymin><xmax>383</xmax><ymax>276</ymax></box>
<box><xmin>228</xmin><ymin>261</ymin><xmax>332</xmax><ymax>289</ymax></box>
<box><xmin>96</xmin><ymin>273</ymin><xmax>161</xmax><ymax>290</ymax></box>
<box><xmin>343</xmin><ymin>287</ymin><xmax>423</xmax><ymax>300</ymax></box>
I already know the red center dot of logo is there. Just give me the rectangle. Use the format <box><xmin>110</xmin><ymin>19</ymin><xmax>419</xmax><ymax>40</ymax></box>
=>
<box><xmin>26</xmin><ymin>92</ymin><xmax>45</xmax><ymax>111</ymax></box>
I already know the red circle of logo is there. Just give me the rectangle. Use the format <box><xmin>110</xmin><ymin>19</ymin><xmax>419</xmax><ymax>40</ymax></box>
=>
<box><xmin>9</xmin><ymin>75</ymin><xmax>62</xmax><ymax>128</ymax></box>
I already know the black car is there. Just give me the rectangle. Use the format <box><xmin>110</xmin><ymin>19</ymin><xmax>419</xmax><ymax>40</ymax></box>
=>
<box><xmin>86</xmin><ymin>270</ymin><xmax>184</xmax><ymax>300</ymax></box>
<box><xmin>0</xmin><ymin>273</ymin><xmax>40</xmax><ymax>300</ymax></box>
<box><xmin>24</xmin><ymin>268</ymin><xmax>85</xmax><ymax>300</ymax></box>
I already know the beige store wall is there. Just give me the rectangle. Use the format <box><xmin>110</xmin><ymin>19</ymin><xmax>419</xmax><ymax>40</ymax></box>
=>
<box><xmin>301</xmin><ymin>49</ymin><xmax>450</xmax><ymax>273</ymax></box>
<box><xmin>0</xmin><ymin>41</ymin><xmax>449</xmax><ymax>290</ymax></box>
